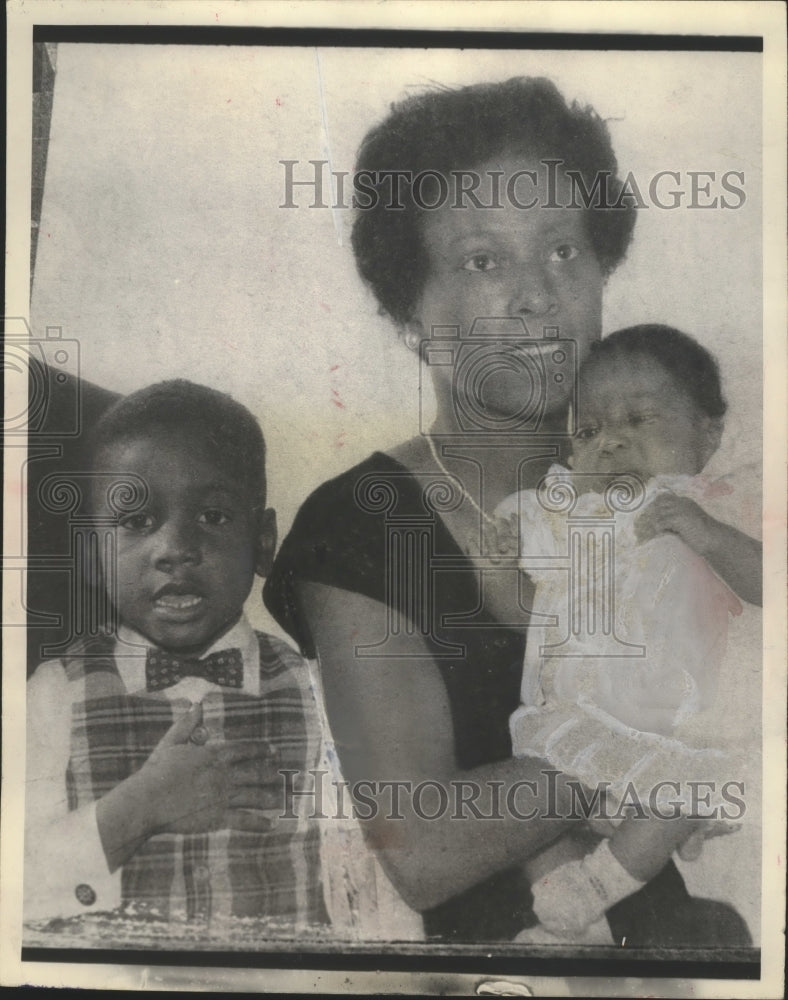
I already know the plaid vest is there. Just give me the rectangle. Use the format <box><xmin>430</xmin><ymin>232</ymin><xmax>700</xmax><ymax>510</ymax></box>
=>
<box><xmin>63</xmin><ymin>632</ymin><xmax>327</xmax><ymax>925</ymax></box>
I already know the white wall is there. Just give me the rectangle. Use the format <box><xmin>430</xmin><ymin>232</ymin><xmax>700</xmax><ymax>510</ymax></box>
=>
<box><xmin>33</xmin><ymin>45</ymin><xmax>762</xmax><ymax>531</ymax></box>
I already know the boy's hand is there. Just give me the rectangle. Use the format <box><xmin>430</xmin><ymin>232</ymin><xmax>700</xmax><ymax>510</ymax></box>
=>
<box><xmin>139</xmin><ymin>704</ymin><xmax>287</xmax><ymax>834</ymax></box>
<box><xmin>635</xmin><ymin>493</ymin><xmax>714</xmax><ymax>555</ymax></box>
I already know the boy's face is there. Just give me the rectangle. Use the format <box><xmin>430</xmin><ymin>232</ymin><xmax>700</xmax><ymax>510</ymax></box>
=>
<box><xmin>409</xmin><ymin>153</ymin><xmax>604</xmax><ymax>423</ymax></box>
<box><xmin>571</xmin><ymin>355</ymin><xmax>721</xmax><ymax>481</ymax></box>
<box><xmin>94</xmin><ymin>428</ymin><xmax>275</xmax><ymax>655</ymax></box>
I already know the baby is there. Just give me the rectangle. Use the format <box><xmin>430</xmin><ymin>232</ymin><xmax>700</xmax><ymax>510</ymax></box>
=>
<box><xmin>496</xmin><ymin>325</ymin><xmax>761</xmax><ymax>942</ymax></box>
<box><xmin>25</xmin><ymin>380</ymin><xmax>327</xmax><ymax>927</ymax></box>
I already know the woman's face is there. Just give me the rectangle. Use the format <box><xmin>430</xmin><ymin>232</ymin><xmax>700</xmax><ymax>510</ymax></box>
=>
<box><xmin>410</xmin><ymin>154</ymin><xmax>605</xmax><ymax>427</ymax></box>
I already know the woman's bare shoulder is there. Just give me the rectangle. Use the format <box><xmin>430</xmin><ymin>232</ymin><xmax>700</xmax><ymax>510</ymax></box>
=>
<box><xmin>384</xmin><ymin>436</ymin><xmax>428</xmax><ymax>473</ymax></box>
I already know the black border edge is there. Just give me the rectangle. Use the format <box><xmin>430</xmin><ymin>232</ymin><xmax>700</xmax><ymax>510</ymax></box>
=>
<box><xmin>21</xmin><ymin>946</ymin><xmax>761</xmax><ymax>980</ymax></box>
<box><xmin>31</xmin><ymin>25</ymin><xmax>764</xmax><ymax>52</ymax></box>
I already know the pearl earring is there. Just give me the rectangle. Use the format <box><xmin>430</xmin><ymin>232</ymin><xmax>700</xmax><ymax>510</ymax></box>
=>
<box><xmin>403</xmin><ymin>329</ymin><xmax>421</xmax><ymax>352</ymax></box>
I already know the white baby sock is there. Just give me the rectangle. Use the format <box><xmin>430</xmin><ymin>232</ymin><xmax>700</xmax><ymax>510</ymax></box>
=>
<box><xmin>531</xmin><ymin>839</ymin><xmax>646</xmax><ymax>937</ymax></box>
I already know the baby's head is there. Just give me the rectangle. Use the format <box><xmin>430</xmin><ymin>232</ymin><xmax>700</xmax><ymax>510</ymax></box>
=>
<box><xmin>89</xmin><ymin>380</ymin><xmax>275</xmax><ymax>654</ymax></box>
<box><xmin>571</xmin><ymin>325</ymin><xmax>726</xmax><ymax>480</ymax></box>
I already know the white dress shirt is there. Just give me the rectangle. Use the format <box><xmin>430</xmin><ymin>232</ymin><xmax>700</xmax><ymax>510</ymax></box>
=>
<box><xmin>24</xmin><ymin>617</ymin><xmax>261</xmax><ymax>921</ymax></box>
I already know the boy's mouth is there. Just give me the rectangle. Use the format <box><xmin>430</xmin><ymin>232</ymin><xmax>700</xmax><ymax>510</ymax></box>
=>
<box><xmin>152</xmin><ymin>582</ymin><xmax>206</xmax><ymax>615</ymax></box>
<box><xmin>155</xmin><ymin>594</ymin><xmax>203</xmax><ymax>610</ymax></box>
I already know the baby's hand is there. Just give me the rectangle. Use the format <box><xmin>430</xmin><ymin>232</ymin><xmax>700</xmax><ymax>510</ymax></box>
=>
<box><xmin>464</xmin><ymin>514</ymin><xmax>519</xmax><ymax>564</ymax></box>
<box><xmin>461</xmin><ymin>514</ymin><xmax>528</xmax><ymax>629</ymax></box>
<box><xmin>635</xmin><ymin>493</ymin><xmax>713</xmax><ymax>556</ymax></box>
<box><xmin>481</xmin><ymin>513</ymin><xmax>519</xmax><ymax>563</ymax></box>
<box><xmin>137</xmin><ymin>704</ymin><xmax>286</xmax><ymax>835</ymax></box>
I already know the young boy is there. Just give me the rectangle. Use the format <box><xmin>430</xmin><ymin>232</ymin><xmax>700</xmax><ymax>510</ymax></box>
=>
<box><xmin>25</xmin><ymin>380</ymin><xmax>327</xmax><ymax>926</ymax></box>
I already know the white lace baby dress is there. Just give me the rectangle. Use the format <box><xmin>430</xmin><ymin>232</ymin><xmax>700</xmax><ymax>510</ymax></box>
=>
<box><xmin>499</xmin><ymin>464</ymin><xmax>746</xmax><ymax>814</ymax></box>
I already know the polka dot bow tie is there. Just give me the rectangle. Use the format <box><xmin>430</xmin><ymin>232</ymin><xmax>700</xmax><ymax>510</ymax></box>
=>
<box><xmin>145</xmin><ymin>648</ymin><xmax>244</xmax><ymax>692</ymax></box>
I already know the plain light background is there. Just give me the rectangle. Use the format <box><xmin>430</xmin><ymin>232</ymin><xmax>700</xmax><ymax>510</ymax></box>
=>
<box><xmin>32</xmin><ymin>45</ymin><xmax>762</xmax><ymax>532</ymax></box>
<box><xmin>30</xmin><ymin>43</ymin><xmax>762</xmax><ymax>938</ymax></box>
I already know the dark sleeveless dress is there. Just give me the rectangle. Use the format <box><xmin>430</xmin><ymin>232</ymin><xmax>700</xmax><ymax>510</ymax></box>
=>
<box><xmin>264</xmin><ymin>451</ymin><xmax>751</xmax><ymax>945</ymax></box>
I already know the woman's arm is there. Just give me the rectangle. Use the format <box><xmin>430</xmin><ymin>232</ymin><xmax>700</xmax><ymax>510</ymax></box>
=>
<box><xmin>297</xmin><ymin>580</ymin><xmax>576</xmax><ymax>912</ymax></box>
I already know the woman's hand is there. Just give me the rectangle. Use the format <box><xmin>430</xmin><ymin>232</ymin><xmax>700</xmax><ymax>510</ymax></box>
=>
<box><xmin>675</xmin><ymin>818</ymin><xmax>741</xmax><ymax>862</ymax></box>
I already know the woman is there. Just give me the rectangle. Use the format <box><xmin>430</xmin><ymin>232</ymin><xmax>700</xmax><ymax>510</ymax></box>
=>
<box><xmin>264</xmin><ymin>76</ymin><xmax>750</xmax><ymax>945</ymax></box>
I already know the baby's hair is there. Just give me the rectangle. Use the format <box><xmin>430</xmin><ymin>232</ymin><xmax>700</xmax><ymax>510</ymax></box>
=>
<box><xmin>582</xmin><ymin>324</ymin><xmax>727</xmax><ymax>419</ymax></box>
<box><xmin>89</xmin><ymin>379</ymin><xmax>267</xmax><ymax>503</ymax></box>
<box><xmin>351</xmin><ymin>76</ymin><xmax>636</xmax><ymax>327</ymax></box>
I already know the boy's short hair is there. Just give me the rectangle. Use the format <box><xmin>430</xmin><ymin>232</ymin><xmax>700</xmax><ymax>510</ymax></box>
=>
<box><xmin>351</xmin><ymin>76</ymin><xmax>636</xmax><ymax>327</ymax></box>
<box><xmin>582</xmin><ymin>324</ymin><xmax>727</xmax><ymax>419</ymax></box>
<box><xmin>89</xmin><ymin>379</ymin><xmax>266</xmax><ymax>503</ymax></box>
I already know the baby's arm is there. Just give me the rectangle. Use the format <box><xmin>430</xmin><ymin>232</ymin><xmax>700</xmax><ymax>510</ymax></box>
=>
<box><xmin>635</xmin><ymin>493</ymin><xmax>762</xmax><ymax>606</ymax></box>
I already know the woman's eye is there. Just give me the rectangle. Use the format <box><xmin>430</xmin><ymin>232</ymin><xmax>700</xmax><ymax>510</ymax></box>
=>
<box><xmin>549</xmin><ymin>244</ymin><xmax>580</xmax><ymax>263</ymax></box>
<box><xmin>198</xmin><ymin>509</ymin><xmax>231</xmax><ymax>526</ymax></box>
<box><xmin>461</xmin><ymin>253</ymin><xmax>499</xmax><ymax>273</ymax></box>
<box><xmin>575</xmin><ymin>426</ymin><xmax>598</xmax><ymax>442</ymax></box>
<box><xmin>119</xmin><ymin>512</ymin><xmax>155</xmax><ymax>532</ymax></box>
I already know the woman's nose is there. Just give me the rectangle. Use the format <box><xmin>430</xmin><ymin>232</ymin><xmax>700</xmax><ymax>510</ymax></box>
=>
<box><xmin>153</xmin><ymin>519</ymin><xmax>201</xmax><ymax>569</ymax></box>
<box><xmin>508</xmin><ymin>265</ymin><xmax>558</xmax><ymax>323</ymax></box>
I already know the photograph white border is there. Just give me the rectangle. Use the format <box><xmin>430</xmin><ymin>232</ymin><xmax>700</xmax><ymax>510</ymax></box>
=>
<box><xmin>3</xmin><ymin>2</ymin><xmax>786</xmax><ymax>995</ymax></box>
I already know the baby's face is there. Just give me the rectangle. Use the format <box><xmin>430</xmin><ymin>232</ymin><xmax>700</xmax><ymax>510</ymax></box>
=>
<box><xmin>571</xmin><ymin>355</ymin><xmax>720</xmax><ymax>481</ymax></box>
<box><xmin>93</xmin><ymin>429</ymin><xmax>267</xmax><ymax>654</ymax></box>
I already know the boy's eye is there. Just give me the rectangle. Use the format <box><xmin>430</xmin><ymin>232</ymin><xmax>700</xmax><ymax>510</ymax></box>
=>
<box><xmin>198</xmin><ymin>508</ymin><xmax>232</xmax><ymax>526</ymax></box>
<box><xmin>119</xmin><ymin>512</ymin><xmax>155</xmax><ymax>532</ymax></box>
<box><xmin>575</xmin><ymin>426</ymin><xmax>598</xmax><ymax>442</ymax></box>
<box><xmin>549</xmin><ymin>244</ymin><xmax>580</xmax><ymax>263</ymax></box>
<box><xmin>461</xmin><ymin>252</ymin><xmax>499</xmax><ymax>273</ymax></box>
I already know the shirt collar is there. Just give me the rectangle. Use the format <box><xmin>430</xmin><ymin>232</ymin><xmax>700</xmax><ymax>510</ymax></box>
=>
<box><xmin>114</xmin><ymin>616</ymin><xmax>260</xmax><ymax>697</ymax></box>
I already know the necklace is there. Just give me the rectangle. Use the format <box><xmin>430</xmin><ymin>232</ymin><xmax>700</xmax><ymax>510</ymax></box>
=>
<box><xmin>426</xmin><ymin>434</ymin><xmax>498</xmax><ymax>528</ymax></box>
